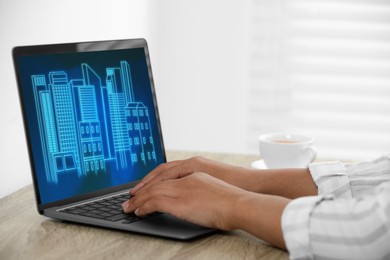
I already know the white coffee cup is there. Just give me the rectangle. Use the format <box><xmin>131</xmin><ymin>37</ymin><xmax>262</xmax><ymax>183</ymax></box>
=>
<box><xmin>258</xmin><ymin>133</ymin><xmax>317</xmax><ymax>169</ymax></box>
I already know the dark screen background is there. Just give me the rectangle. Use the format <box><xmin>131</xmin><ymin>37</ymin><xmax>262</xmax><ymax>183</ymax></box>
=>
<box><xmin>17</xmin><ymin>48</ymin><xmax>164</xmax><ymax>204</ymax></box>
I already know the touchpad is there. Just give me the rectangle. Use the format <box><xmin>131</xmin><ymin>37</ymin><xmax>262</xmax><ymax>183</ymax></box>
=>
<box><xmin>129</xmin><ymin>213</ymin><xmax>214</xmax><ymax>240</ymax></box>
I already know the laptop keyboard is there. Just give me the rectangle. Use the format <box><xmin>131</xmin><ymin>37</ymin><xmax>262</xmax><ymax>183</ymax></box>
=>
<box><xmin>59</xmin><ymin>193</ymin><xmax>141</xmax><ymax>224</ymax></box>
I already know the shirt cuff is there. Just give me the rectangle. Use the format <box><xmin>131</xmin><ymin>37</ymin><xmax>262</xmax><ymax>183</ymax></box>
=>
<box><xmin>308</xmin><ymin>161</ymin><xmax>352</xmax><ymax>198</ymax></box>
<box><xmin>282</xmin><ymin>195</ymin><xmax>333</xmax><ymax>260</ymax></box>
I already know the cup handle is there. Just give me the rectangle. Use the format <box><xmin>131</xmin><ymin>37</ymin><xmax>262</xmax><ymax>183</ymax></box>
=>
<box><xmin>304</xmin><ymin>146</ymin><xmax>317</xmax><ymax>163</ymax></box>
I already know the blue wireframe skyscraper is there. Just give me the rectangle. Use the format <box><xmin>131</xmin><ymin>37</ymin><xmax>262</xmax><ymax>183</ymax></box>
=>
<box><xmin>49</xmin><ymin>72</ymin><xmax>80</xmax><ymax>177</ymax></box>
<box><xmin>32</xmin><ymin>75</ymin><xmax>59</xmax><ymax>183</ymax></box>
<box><xmin>31</xmin><ymin>60</ymin><xmax>157</xmax><ymax>184</ymax></box>
<box><xmin>71</xmin><ymin>79</ymin><xmax>105</xmax><ymax>176</ymax></box>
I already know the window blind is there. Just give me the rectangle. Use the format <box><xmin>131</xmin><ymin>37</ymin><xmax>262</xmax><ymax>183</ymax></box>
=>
<box><xmin>247</xmin><ymin>0</ymin><xmax>390</xmax><ymax>160</ymax></box>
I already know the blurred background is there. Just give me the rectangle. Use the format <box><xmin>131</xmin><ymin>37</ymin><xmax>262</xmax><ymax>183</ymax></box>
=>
<box><xmin>1</xmin><ymin>0</ymin><xmax>390</xmax><ymax>198</ymax></box>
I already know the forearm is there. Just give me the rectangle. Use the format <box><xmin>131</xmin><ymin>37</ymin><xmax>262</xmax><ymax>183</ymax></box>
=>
<box><xmin>203</xmin><ymin>163</ymin><xmax>317</xmax><ymax>199</ymax></box>
<box><xmin>194</xmin><ymin>157</ymin><xmax>317</xmax><ymax>199</ymax></box>
<box><xmin>246</xmin><ymin>168</ymin><xmax>318</xmax><ymax>199</ymax></box>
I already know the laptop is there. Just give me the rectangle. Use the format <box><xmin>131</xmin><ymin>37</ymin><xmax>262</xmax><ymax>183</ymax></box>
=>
<box><xmin>12</xmin><ymin>38</ymin><xmax>214</xmax><ymax>240</ymax></box>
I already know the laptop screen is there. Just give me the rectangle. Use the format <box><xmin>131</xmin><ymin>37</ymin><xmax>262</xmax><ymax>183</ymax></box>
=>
<box><xmin>14</xmin><ymin>40</ymin><xmax>165</xmax><ymax>205</ymax></box>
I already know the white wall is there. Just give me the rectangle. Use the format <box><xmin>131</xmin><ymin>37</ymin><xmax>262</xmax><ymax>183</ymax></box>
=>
<box><xmin>148</xmin><ymin>0</ymin><xmax>250</xmax><ymax>155</ymax></box>
<box><xmin>0</xmin><ymin>0</ymin><xmax>251</xmax><ymax>198</ymax></box>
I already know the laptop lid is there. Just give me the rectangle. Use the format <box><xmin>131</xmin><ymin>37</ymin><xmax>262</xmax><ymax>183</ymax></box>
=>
<box><xmin>13</xmin><ymin>39</ymin><xmax>166</xmax><ymax>212</ymax></box>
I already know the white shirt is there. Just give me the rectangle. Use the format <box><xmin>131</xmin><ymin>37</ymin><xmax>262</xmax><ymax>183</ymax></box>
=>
<box><xmin>281</xmin><ymin>155</ymin><xmax>390</xmax><ymax>260</ymax></box>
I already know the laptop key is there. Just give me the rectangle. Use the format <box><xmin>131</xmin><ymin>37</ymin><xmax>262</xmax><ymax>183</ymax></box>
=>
<box><xmin>99</xmin><ymin>212</ymin><xmax>115</xmax><ymax>217</ymax></box>
<box><xmin>98</xmin><ymin>207</ymin><xmax>109</xmax><ymax>211</ymax></box>
<box><xmin>107</xmin><ymin>204</ymin><xmax>119</xmax><ymax>210</ymax></box>
<box><xmin>79</xmin><ymin>212</ymin><xmax>106</xmax><ymax>219</ymax></box>
<box><xmin>80</xmin><ymin>206</ymin><xmax>95</xmax><ymax>211</ymax></box>
<box><xmin>88</xmin><ymin>203</ymin><xmax>101</xmax><ymax>208</ymax></box>
<box><xmin>122</xmin><ymin>215</ymin><xmax>140</xmax><ymax>223</ymax></box>
<box><xmin>66</xmin><ymin>209</ymin><xmax>88</xmax><ymax>215</ymax></box>
<box><xmin>108</xmin><ymin>209</ymin><xmax>123</xmax><ymax>214</ymax></box>
<box><xmin>90</xmin><ymin>209</ymin><xmax>105</xmax><ymax>214</ymax></box>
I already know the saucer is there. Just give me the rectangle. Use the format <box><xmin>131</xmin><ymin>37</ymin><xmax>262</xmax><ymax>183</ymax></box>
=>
<box><xmin>250</xmin><ymin>159</ymin><xmax>268</xmax><ymax>169</ymax></box>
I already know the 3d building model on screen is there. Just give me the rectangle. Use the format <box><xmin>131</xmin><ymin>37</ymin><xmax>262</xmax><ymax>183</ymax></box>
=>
<box><xmin>31</xmin><ymin>61</ymin><xmax>157</xmax><ymax>184</ymax></box>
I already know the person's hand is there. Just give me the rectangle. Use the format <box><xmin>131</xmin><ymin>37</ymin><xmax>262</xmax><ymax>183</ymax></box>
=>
<box><xmin>122</xmin><ymin>172</ymin><xmax>248</xmax><ymax>230</ymax></box>
<box><xmin>130</xmin><ymin>156</ymin><xmax>253</xmax><ymax>196</ymax></box>
<box><xmin>122</xmin><ymin>171</ymin><xmax>290</xmax><ymax>249</ymax></box>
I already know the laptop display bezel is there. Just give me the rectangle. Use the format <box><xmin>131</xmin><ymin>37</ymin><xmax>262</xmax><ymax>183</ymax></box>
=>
<box><xmin>12</xmin><ymin>38</ymin><xmax>166</xmax><ymax>213</ymax></box>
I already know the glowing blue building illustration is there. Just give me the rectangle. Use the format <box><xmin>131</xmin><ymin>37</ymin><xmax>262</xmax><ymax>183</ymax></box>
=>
<box><xmin>108</xmin><ymin>92</ymin><xmax>131</xmax><ymax>168</ymax></box>
<box><xmin>32</xmin><ymin>75</ymin><xmax>59</xmax><ymax>183</ymax></box>
<box><xmin>71</xmin><ymin>79</ymin><xmax>105</xmax><ymax>176</ymax></box>
<box><xmin>49</xmin><ymin>72</ymin><xmax>80</xmax><ymax>177</ymax></box>
<box><xmin>126</xmin><ymin>102</ymin><xmax>156</xmax><ymax>164</ymax></box>
<box><xmin>31</xmin><ymin>60</ymin><xmax>157</xmax><ymax>184</ymax></box>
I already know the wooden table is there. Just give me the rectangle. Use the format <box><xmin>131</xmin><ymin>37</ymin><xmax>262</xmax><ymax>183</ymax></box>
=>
<box><xmin>0</xmin><ymin>151</ymin><xmax>288</xmax><ymax>260</ymax></box>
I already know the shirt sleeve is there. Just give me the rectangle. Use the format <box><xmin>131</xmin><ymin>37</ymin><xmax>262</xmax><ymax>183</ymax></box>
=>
<box><xmin>308</xmin><ymin>154</ymin><xmax>390</xmax><ymax>199</ymax></box>
<box><xmin>281</xmin><ymin>155</ymin><xmax>390</xmax><ymax>260</ymax></box>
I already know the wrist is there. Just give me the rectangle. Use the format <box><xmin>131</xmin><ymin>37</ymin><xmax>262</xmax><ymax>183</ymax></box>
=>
<box><xmin>222</xmin><ymin>190</ymin><xmax>256</xmax><ymax>231</ymax></box>
<box><xmin>227</xmin><ymin>191</ymin><xmax>290</xmax><ymax>249</ymax></box>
